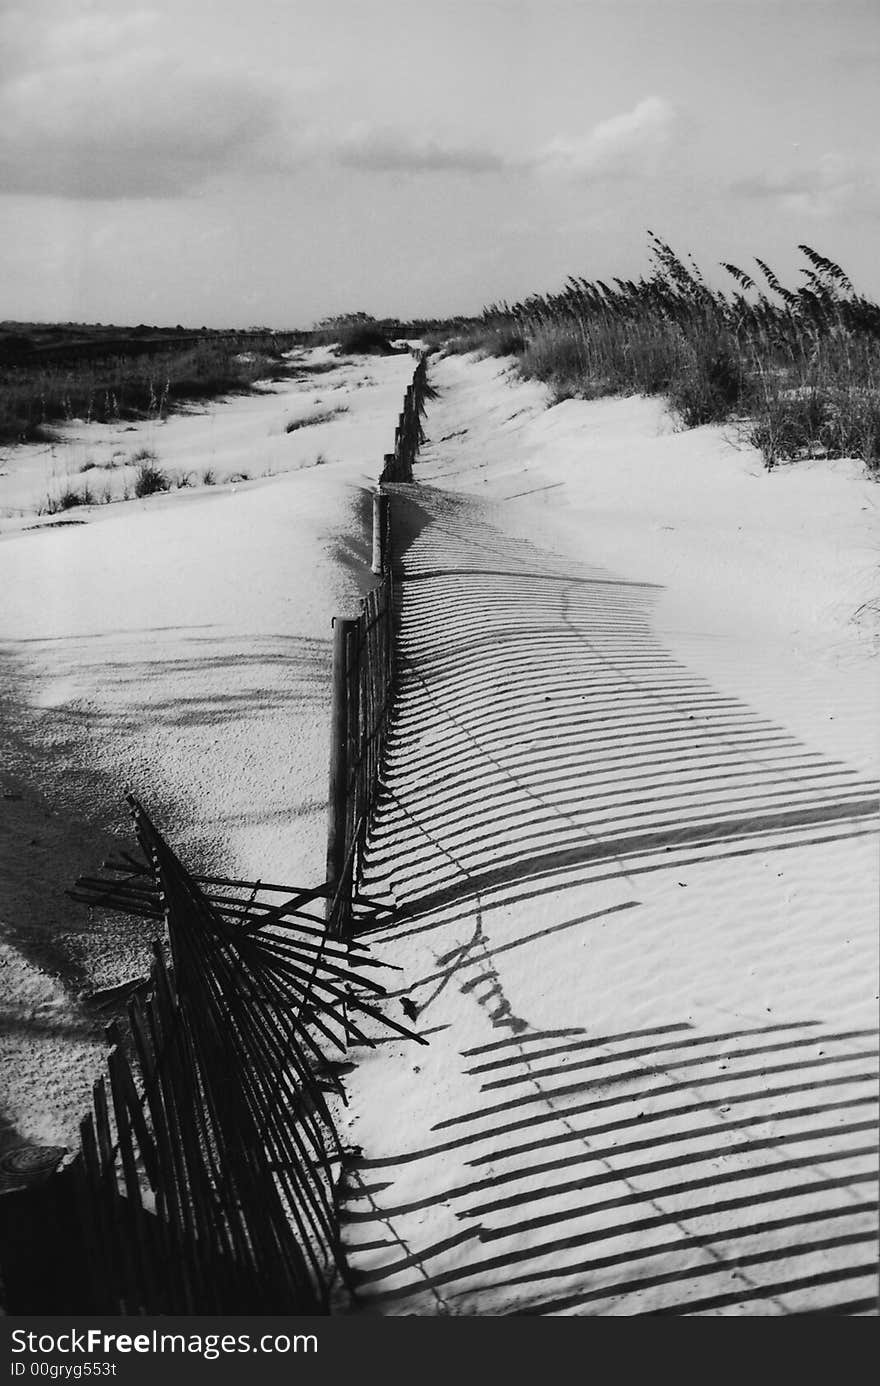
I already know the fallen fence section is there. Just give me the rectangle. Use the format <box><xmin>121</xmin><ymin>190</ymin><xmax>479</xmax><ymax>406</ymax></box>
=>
<box><xmin>3</xmin><ymin>797</ymin><xmax>421</xmax><ymax>1315</ymax></box>
<box><xmin>327</xmin><ymin>352</ymin><xmax>429</xmax><ymax>937</ymax></box>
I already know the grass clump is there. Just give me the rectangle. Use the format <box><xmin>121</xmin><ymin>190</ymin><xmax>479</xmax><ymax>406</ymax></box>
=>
<box><xmin>460</xmin><ymin>236</ymin><xmax>880</xmax><ymax>471</ymax></box>
<box><xmin>667</xmin><ymin>332</ymin><xmax>746</xmax><ymax>426</ymax></box>
<box><xmin>42</xmin><ymin>481</ymin><xmax>95</xmax><ymax>514</ymax></box>
<box><xmin>285</xmin><ymin>405</ymin><xmax>348</xmax><ymax>433</ymax></box>
<box><xmin>133</xmin><ymin>457</ymin><xmax>170</xmax><ymax>497</ymax></box>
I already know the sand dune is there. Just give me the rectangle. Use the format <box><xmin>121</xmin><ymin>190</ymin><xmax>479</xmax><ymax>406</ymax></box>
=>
<box><xmin>337</xmin><ymin>354</ymin><xmax>878</xmax><ymax>1315</ymax></box>
<box><xmin>0</xmin><ymin>346</ymin><xmax>876</xmax><ymax>1314</ymax></box>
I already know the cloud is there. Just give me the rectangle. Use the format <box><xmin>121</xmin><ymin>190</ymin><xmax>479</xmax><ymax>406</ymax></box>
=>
<box><xmin>0</xmin><ymin>19</ymin><xmax>678</xmax><ymax>207</ymax></box>
<box><xmin>287</xmin><ymin>100</ymin><xmax>679</xmax><ymax>182</ymax></box>
<box><xmin>731</xmin><ymin>154</ymin><xmax>880</xmax><ymax>219</ymax></box>
<box><xmin>0</xmin><ymin>6</ymin><xmax>287</xmax><ymax>198</ymax></box>
<box><xmin>41</xmin><ymin>7</ymin><xmax>160</xmax><ymax>63</ymax></box>
<box><xmin>331</xmin><ymin>124</ymin><xmax>505</xmax><ymax>174</ymax></box>
<box><xmin>0</xmin><ymin>2</ymin><xmax>500</xmax><ymax>200</ymax></box>
<box><xmin>532</xmin><ymin>97</ymin><xmax>679</xmax><ymax>179</ymax></box>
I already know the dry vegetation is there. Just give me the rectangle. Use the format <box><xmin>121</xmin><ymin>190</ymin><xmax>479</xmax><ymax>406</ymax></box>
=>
<box><xmin>0</xmin><ymin>326</ymin><xmax>310</xmax><ymax>444</ymax></box>
<box><xmin>440</xmin><ymin>237</ymin><xmax>880</xmax><ymax>471</ymax></box>
<box><xmin>285</xmin><ymin>404</ymin><xmax>349</xmax><ymax>433</ymax></box>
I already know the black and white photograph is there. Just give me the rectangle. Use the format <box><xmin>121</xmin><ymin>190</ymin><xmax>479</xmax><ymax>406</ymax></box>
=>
<box><xmin>0</xmin><ymin>0</ymin><xmax>877</xmax><ymax>1333</ymax></box>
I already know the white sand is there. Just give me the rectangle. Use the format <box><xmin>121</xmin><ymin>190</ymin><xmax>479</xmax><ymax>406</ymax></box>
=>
<box><xmin>0</xmin><ymin>346</ymin><xmax>413</xmax><ymax>1150</ymax></box>
<box><xmin>1</xmin><ymin>345</ymin><xmax>876</xmax><ymax>1313</ymax></box>
<box><xmin>337</xmin><ymin>353</ymin><xmax>879</xmax><ymax>1316</ymax></box>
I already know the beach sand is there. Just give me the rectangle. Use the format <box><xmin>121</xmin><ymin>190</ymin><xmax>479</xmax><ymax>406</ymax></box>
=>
<box><xmin>0</xmin><ymin>347</ymin><xmax>876</xmax><ymax>1312</ymax></box>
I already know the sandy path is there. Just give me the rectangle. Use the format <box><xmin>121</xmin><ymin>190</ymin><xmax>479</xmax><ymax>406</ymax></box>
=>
<box><xmin>338</xmin><ymin>363</ymin><xmax>879</xmax><ymax>1315</ymax></box>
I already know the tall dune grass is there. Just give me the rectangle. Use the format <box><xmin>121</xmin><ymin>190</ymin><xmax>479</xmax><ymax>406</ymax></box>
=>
<box><xmin>452</xmin><ymin>237</ymin><xmax>880</xmax><ymax>471</ymax></box>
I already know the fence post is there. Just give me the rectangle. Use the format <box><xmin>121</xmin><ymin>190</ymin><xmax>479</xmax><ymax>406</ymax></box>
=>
<box><xmin>371</xmin><ymin>489</ymin><xmax>389</xmax><ymax>575</ymax></box>
<box><xmin>326</xmin><ymin>617</ymin><xmax>357</xmax><ymax>934</ymax></box>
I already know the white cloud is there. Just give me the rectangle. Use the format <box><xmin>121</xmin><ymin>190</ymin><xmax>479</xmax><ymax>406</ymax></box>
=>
<box><xmin>0</xmin><ymin>16</ymin><xmax>679</xmax><ymax>207</ymax></box>
<box><xmin>283</xmin><ymin>102</ymin><xmax>680</xmax><ymax>182</ymax></box>
<box><xmin>732</xmin><ymin>154</ymin><xmax>880</xmax><ymax>219</ymax></box>
<box><xmin>331</xmin><ymin>124</ymin><xmax>505</xmax><ymax>174</ymax></box>
<box><xmin>0</xmin><ymin>5</ymin><xmax>288</xmax><ymax>198</ymax></box>
<box><xmin>0</xmin><ymin>3</ymin><xmax>503</xmax><ymax>200</ymax></box>
<box><xmin>532</xmin><ymin>97</ymin><xmax>679</xmax><ymax>179</ymax></box>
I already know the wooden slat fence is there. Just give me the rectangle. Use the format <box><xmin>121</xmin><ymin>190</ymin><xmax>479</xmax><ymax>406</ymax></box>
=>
<box><xmin>380</xmin><ymin>351</ymin><xmax>429</xmax><ymax>483</ymax></box>
<box><xmin>327</xmin><ymin>353</ymin><xmax>431</xmax><ymax>937</ymax></box>
<box><xmin>4</xmin><ymin>797</ymin><xmax>421</xmax><ymax>1314</ymax></box>
<box><xmin>326</xmin><ymin>577</ymin><xmax>394</xmax><ymax>940</ymax></box>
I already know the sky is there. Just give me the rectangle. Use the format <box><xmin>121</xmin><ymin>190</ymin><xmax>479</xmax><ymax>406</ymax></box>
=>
<box><xmin>0</xmin><ymin>0</ymin><xmax>878</xmax><ymax>327</ymax></box>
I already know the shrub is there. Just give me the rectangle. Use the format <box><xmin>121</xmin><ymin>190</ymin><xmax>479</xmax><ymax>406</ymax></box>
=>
<box><xmin>133</xmin><ymin>460</ymin><xmax>170</xmax><ymax>497</ymax></box>
<box><xmin>667</xmin><ymin>334</ymin><xmax>746</xmax><ymax>427</ymax></box>
<box><xmin>336</xmin><ymin>323</ymin><xmax>395</xmax><ymax>355</ymax></box>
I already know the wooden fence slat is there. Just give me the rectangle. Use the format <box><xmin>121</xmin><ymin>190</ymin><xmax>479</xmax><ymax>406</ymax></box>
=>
<box><xmin>143</xmin><ymin>983</ymin><xmax>216</xmax><ymax>1311</ymax></box>
<box><xmin>127</xmin><ymin>994</ymin><xmax>195</xmax><ymax>1314</ymax></box>
<box><xmin>107</xmin><ymin>1041</ymin><xmax>166</xmax><ymax>1314</ymax></box>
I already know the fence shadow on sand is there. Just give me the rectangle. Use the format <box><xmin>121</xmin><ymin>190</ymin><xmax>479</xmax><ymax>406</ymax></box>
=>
<box><xmin>340</xmin><ymin>484</ymin><xmax>879</xmax><ymax>1316</ymax></box>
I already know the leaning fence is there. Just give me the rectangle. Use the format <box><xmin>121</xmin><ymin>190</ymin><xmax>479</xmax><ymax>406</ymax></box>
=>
<box><xmin>0</xmin><ymin>348</ymin><xmax>432</xmax><ymax>1315</ymax></box>
<box><xmin>81</xmin><ymin>797</ymin><xmax>344</xmax><ymax>1313</ymax></box>
<box><xmin>1</xmin><ymin>797</ymin><xmax>421</xmax><ymax>1314</ymax></box>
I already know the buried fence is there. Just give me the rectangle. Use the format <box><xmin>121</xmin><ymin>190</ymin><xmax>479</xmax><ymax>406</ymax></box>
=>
<box><xmin>0</xmin><ymin>349</ymin><xmax>431</xmax><ymax>1315</ymax></box>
